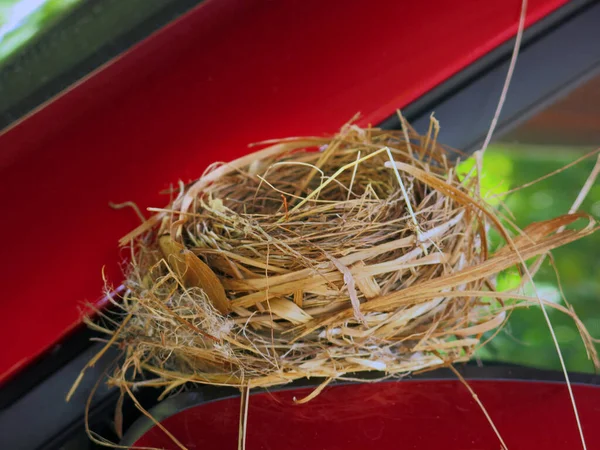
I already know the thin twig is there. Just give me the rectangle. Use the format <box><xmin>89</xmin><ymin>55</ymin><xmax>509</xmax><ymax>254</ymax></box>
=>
<box><xmin>238</xmin><ymin>386</ymin><xmax>250</xmax><ymax>450</ymax></box>
<box><xmin>448</xmin><ymin>365</ymin><xmax>508</xmax><ymax>450</ymax></box>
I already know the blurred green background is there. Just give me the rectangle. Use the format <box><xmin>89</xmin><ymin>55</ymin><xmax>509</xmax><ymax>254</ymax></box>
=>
<box><xmin>2</xmin><ymin>0</ymin><xmax>599</xmax><ymax>374</ymax></box>
<box><xmin>468</xmin><ymin>147</ymin><xmax>600</xmax><ymax>373</ymax></box>
<box><xmin>0</xmin><ymin>0</ymin><xmax>79</xmax><ymax>61</ymax></box>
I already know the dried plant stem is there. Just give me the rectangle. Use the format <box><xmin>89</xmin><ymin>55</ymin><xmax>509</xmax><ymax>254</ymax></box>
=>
<box><xmin>287</xmin><ymin>147</ymin><xmax>387</xmax><ymax>214</ymax></box>
<box><xmin>124</xmin><ymin>383</ymin><xmax>188</xmax><ymax>450</ymax></box>
<box><xmin>522</xmin><ymin>153</ymin><xmax>600</xmax><ymax>450</ymax></box>
<box><xmin>238</xmin><ymin>386</ymin><xmax>250</xmax><ymax>450</ymax></box>
<box><xmin>567</xmin><ymin>154</ymin><xmax>600</xmax><ymax>215</ymax></box>
<box><xmin>109</xmin><ymin>201</ymin><xmax>146</xmax><ymax>223</ymax></box>
<box><xmin>473</xmin><ymin>0</ymin><xmax>590</xmax><ymax>446</ymax></box>
<box><xmin>449</xmin><ymin>364</ymin><xmax>508</xmax><ymax>450</ymax></box>
<box><xmin>294</xmin><ymin>377</ymin><xmax>334</xmax><ymax>404</ymax></box>
<box><xmin>515</xmin><ymin>246</ymin><xmax>586</xmax><ymax>449</ymax></box>
<box><xmin>448</xmin><ymin>364</ymin><xmax>508</xmax><ymax>450</ymax></box>
<box><xmin>385</xmin><ymin>146</ymin><xmax>424</xmax><ymax>243</ymax></box>
<box><xmin>475</xmin><ymin>0</ymin><xmax>528</xmax><ymax>199</ymax></box>
<box><xmin>479</xmin><ymin>0</ymin><xmax>528</xmax><ymax>157</ymax></box>
<box><xmin>67</xmin><ymin>313</ymin><xmax>132</xmax><ymax>402</ymax></box>
<box><xmin>492</xmin><ymin>147</ymin><xmax>600</xmax><ymax>198</ymax></box>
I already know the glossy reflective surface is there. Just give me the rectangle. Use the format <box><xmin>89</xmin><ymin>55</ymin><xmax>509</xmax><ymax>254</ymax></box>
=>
<box><xmin>0</xmin><ymin>0</ymin><xmax>569</xmax><ymax>383</ymax></box>
<box><xmin>131</xmin><ymin>380</ymin><xmax>600</xmax><ymax>449</ymax></box>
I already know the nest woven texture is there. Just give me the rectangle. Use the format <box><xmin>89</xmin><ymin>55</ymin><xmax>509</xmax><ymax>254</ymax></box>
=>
<box><xmin>94</xmin><ymin>121</ymin><xmax>597</xmax><ymax>394</ymax></box>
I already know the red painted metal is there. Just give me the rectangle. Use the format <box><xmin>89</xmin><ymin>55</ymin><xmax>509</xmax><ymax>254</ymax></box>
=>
<box><xmin>0</xmin><ymin>0</ymin><xmax>569</xmax><ymax>383</ymax></box>
<box><xmin>132</xmin><ymin>380</ymin><xmax>600</xmax><ymax>449</ymax></box>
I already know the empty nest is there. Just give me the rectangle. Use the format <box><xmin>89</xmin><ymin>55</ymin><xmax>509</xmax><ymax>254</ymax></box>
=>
<box><xmin>83</xmin><ymin>119</ymin><xmax>598</xmax><ymax>400</ymax></box>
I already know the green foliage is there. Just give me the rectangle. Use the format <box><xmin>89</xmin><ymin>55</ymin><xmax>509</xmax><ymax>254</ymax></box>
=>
<box><xmin>0</xmin><ymin>0</ymin><xmax>79</xmax><ymax>62</ymax></box>
<box><xmin>474</xmin><ymin>145</ymin><xmax>600</xmax><ymax>373</ymax></box>
<box><xmin>457</xmin><ymin>151</ymin><xmax>513</xmax><ymax>206</ymax></box>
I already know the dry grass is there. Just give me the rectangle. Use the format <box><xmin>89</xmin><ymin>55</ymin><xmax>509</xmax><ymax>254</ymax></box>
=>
<box><xmin>72</xmin><ymin>119</ymin><xmax>598</xmax><ymax>408</ymax></box>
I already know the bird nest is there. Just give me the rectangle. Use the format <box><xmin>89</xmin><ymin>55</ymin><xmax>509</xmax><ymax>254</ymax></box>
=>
<box><xmin>83</xmin><ymin>119</ymin><xmax>598</xmax><ymax>402</ymax></box>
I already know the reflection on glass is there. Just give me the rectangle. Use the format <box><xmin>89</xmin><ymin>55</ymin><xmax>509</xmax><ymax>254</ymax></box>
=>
<box><xmin>0</xmin><ymin>0</ymin><xmax>80</xmax><ymax>62</ymax></box>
